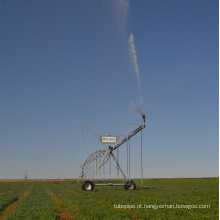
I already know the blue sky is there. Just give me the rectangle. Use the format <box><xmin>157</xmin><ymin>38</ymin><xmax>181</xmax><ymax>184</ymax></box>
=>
<box><xmin>0</xmin><ymin>0</ymin><xmax>218</xmax><ymax>179</ymax></box>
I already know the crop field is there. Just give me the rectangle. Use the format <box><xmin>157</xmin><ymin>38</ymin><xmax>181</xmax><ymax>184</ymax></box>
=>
<box><xmin>0</xmin><ymin>178</ymin><xmax>218</xmax><ymax>219</ymax></box>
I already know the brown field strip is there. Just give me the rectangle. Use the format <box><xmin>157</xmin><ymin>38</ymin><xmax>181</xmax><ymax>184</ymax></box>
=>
<box><xmin>0</xmin><ymin>191</ymin><xmax>30</xmax><ymax>220</ymax></box>
<box><xmin>65</xmin><ymin>190</ymin><xmax>80</xmax><ymax>195</ymax></box>
<box><xmin>44</xmin><ymin>187</ymin><xmax>74</xmax><ymax>219</ymax></box>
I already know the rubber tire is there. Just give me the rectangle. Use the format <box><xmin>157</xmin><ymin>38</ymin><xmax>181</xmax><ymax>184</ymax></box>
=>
<box><xmin>82</xmin><ymin>180</ymin><xmax>94</xmax><ymax>191</ymax></box>
<box><xmin>124</xmin><ymin>180</ymin><xmax>136</xmax><ymax>190</ymax></box>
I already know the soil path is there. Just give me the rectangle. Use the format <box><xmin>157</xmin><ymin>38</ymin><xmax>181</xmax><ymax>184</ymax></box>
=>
<box><xmin>45</xmin><ymin>187</ymin><xmax>74</xmax><ymax>219</ymax></box>
<box><xmin>0</xmin><ymin>191</ymin><xmax>30</xmax><ymax>220</ymax></box>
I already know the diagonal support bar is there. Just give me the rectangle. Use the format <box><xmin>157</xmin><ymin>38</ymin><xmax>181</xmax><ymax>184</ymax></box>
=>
<box><xmin>91</xmin><ymin>150</ymin><xmax>109</xmax><ymax>179</ymax></box>
<box><xmin>110</xmin><ymin>152</ymin><xmax>127</xmax><ymax>180</ymax></box>
<box><xmin>111</xmin><ymin>114</ymin><xmax>145</xmax><ymax>152</ymax></box>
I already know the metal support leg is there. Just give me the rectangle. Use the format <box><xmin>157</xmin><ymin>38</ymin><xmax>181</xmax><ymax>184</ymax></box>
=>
<box><xmin>110</xmin><ymin>152</ymin><xmax>127</xmax><ymax>180</ymax></box>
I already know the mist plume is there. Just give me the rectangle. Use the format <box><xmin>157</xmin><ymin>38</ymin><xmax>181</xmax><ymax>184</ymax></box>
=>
<box><xmin>129</xmin><ymin>33</ymin><xmax>143</xmax><ymax>105</ymax></box>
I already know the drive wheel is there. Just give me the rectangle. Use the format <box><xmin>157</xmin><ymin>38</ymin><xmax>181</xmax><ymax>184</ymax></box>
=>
<box><xmin>82</xmin><ymin>180</ymin><xmax>94</xmax><ymax>191</ymax></box>
<box><xmin>124</xmin><ymin>180</ymin><xmax>136</xmax><ymax>190</ymax></box>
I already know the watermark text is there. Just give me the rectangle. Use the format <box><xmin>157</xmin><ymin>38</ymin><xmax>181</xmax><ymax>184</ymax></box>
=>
<box><xmin>114</xmin><ymin>204</ymin><xmax>210</xmax><ymax>210</ymax></box>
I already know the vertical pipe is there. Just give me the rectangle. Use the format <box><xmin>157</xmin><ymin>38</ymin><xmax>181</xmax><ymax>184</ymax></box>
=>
<box><xmin>103</xmin><ymin>163</ymin><xmax>105</xmax><ymax>177</ymax></box>
<box><xmin>93</xmin><ymin>156</ymin><xmax>94</xmax><ymax>174</ymax></box>
<box><xmin>126</xmin><ymin>141</ymin><xmax>128</xmax><ymax>175</ymax></box>
<box><xmin>109</xmin><ymin>155</ymin><xmax>111</xmax><ymax>182</ymax></box>
<box><xmin>141</xmin><ymin>130</ymin><xmax>143</xmax><ymax>185</ymax></box>
<box><xmin>117</xmin><ymin>148</ymin><xmax>119</xmax><ymax>178</ymax></box>
<box><xmin>129</xmin><ymin>139</ymin><xmax>130</xmax><ymax>180</ymax></box>
<box><xmin>96</xmin><ymin>154</ymin><xmax>97</xmax><ymax>177</ymax></box>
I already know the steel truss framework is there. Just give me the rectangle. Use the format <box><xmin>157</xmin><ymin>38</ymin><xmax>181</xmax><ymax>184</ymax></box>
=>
<box><xmin>78</xmin><ymin>150</ymin><xmax>110</xmax><ymax>180</ymax></box>
<box><xmin>78</xmin><ymin>114</ymin><xmax>145</xmax><ymax>189</ymax></box>
<box><xmin>78</xmin><ymin>148</ymin><xmax>127</xmax><ymax>181</ymax></box>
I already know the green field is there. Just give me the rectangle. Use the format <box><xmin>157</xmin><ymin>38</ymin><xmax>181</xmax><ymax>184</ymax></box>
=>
<box><xmin>0</xmin><ymin>178</ymin><xmax>218</xmax><ymax>219</ymax></box>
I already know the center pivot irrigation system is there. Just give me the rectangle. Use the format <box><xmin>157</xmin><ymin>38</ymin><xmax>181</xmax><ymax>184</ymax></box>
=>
<box><xmin>78</xmin><ymin>112</ymin><xmax>146</xmax><ymax>191</ymax></box>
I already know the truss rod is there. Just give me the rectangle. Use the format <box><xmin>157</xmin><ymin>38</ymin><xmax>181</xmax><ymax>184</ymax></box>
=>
<box><xmin>112</xmin><ymin>114</ymin><xmax>145</xmax><ymax>152</ymax></box>
<box><xmin>79</xmin><ymin>121</ymin><xmax>107</xmax><ymax>150</ymax></box>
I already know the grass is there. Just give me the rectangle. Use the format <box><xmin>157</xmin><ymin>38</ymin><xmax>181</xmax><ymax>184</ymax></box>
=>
<box><xmin>0</xmin><ymin>178</ymin><xmax>218</xmax><ymax>219</ymax></box>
